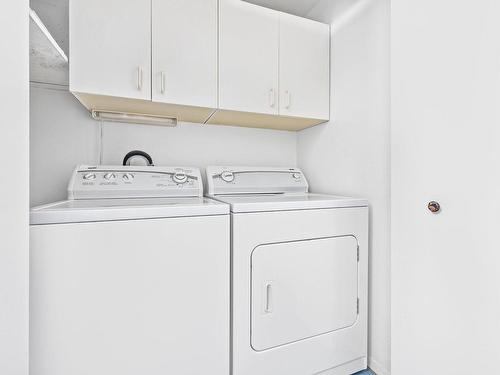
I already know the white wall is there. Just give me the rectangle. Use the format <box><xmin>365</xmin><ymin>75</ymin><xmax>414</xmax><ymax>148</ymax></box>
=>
<box><xmin>30</xmin><ymin>85</ymin><xmax>297</xmax><ymax>206</ymax></box>
<box><xmin>0</xmin><ymin>1</ymin><xmax>29</xmax><ymax>374</ymax></box>
<box><xmin>298</xmin><ymin>1</ymin><xmax>391</xmax><ymax>374</ymax></box>
<box><xmin>30</xmin><ymin>85</ymin><xmax>100</xmax><ymax>206</ymax></box>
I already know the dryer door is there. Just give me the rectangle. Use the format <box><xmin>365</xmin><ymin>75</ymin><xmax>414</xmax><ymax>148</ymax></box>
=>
<box><xmin>251</xmin><ymin>236</ymin><xmax>359</xmax><ymax>351</ymax></box>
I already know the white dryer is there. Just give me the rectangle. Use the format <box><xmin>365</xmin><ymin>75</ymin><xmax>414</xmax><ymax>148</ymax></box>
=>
<box><xmin>30</xmin><ymin>165</ymin><xmax>230</xmax><ymax>375</ymax></box>
<box><xmin>206</xmin><ymin>166</ymin><xmax>369</xmax><ymax>375</ymax></box>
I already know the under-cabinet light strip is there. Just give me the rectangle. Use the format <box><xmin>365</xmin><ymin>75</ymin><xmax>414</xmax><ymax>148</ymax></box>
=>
<box><xmin>91</xmin><ymin>110</ymin><xmax>177</xmax><ymax>127</ymax></box>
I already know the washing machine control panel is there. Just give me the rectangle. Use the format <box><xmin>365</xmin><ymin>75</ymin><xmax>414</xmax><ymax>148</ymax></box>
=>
<box><xmin>206</xmin><ymin>166</ymin><xmax>309</xmax><ymax>196</ymax></box>
<box><xmin>69</xmin><ymin>165</ymin><xmax>203</xmax><ymax>199</ymax></box>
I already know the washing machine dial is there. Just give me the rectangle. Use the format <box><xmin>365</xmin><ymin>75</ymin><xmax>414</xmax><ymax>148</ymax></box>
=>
<box><xmin>104</xmin><ymin>173</ymin><xmax>116</xmax><ymax>180</ymax></box>
<box><xmin>83</xmin><ymin>173</ymin><xmax>96</xmax><ymax>181</ymax></box>
<box><xmin>220</xmin><ymin>171</ymin><xmax>235</xmax><ymax>183</ymax></box>
<box><xmin>172</xmin><ymin>171</ymin><xmax>188</xmax><ymax>184</ymax></box>
<box><xmin>122</xmin><ymin>173</ymin><xmax>134</xmax><ymax>181</ymax></box>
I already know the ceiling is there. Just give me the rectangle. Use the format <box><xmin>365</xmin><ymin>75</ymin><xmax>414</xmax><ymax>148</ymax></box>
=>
<box><xmin>30</xmin><ymin>0</ymin><xmax>69</xmax><ymax>54</ymax></box>
<box><xmin>243</xmin><ymin>0</ymin><xmax>321</xmax><ymax>17</ymax></box>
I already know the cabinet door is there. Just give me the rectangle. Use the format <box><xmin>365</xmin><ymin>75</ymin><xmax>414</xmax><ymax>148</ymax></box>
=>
<box><xmin>219</xmin><ymin>0</ymin><xmax>279</xmax><ymax>115</ymax></box>
<box><xmin>279</xmin><ymin>13</ymin><xmax>330</xmax><ymax>120</ymax></box>
<box><xmin>152</xmin><ymin>0</ymin><xmax>217</xmax><ymax>108</ymax></box>
<box><xmin>69</xmin><ymin>0</ymin><xmax>151</xmax><ymax>100</ymax></box>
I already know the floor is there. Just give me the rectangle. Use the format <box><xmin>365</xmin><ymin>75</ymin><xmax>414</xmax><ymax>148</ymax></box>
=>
<box><xmin>354</xmin><ymin>370</ymin><xmax>376</xmax><ymax>375</ymax></box>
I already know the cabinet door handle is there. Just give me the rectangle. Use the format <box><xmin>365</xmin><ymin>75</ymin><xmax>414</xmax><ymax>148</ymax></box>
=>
<box><xmin>137</xmin><ymin>66</ymin><xmax>143</xmax><ymax>91</ymax></box>
<box><xmin>264</xmin><ymin>282</ymin><xmax>273</xmax><ymax>313</ymax></box>
<box><xmin>160</xmin><ymin>71</ymin><xmax>166</xmax><ymax>94</ymax></box>
<box><xmin>285</xmin><ymin>90</ymin><xmax>291</xmax><ymax>109</ymax></box>
<box><xmin>269</xmin><ymin>88</ymin><xmax>276</xmax><ymax>108</ymax></box>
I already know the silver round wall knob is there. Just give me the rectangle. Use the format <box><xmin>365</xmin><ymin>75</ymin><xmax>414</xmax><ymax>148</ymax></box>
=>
<box><xmin>428</xmin><ymin>201</ymin><xmax>441</xmax><ymax>213</ymax></box>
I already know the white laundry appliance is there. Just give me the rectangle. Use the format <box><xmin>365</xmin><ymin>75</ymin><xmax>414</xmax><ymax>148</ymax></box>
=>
<box><xmin>30</xmin><ymin>165</ymin><xmax>230</xmax><ymax>375</ymax></box>
<box><xmin>206</xmin><ymin>166</ymin><xmax>369</xmax><ymax>375</ymax></box>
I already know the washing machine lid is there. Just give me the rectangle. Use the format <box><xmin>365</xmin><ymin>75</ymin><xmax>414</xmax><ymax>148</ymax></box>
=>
<box><xmin>210</xmin><ymin>193</ymin><xmax>368</xmax><ymax>213</ymax></box>
<box><xmin>30</xmin><ymin>197</ymin><xmax>229</xmax><ymax>225</ymax></box>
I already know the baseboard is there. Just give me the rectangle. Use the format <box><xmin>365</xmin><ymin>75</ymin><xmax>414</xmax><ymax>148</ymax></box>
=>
<box><xmin>368</xmin><ymin>358</ymin><xmax>390</xmax><ymax>375</ymax></box>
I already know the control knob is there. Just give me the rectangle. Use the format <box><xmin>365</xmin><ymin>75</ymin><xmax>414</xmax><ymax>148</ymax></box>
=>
<box><xmin>83</xmin><ymin>173</ymin><xmax>96</xmax><ymax>181</ymax></box>
<box><xmin>122</xmin><ymin>173</ymin><xmax>134</xmax><ymax>181</ymax></box>
<box><xmin>104</xmin><ymin>173</ymin><xmax>116</xmax><ymax>180</ymax></box>
<box><xmin>220</xmin><ymin>171</ymin><xmax>235</xmax><ymax>183</ymax></box>
<box><xmin>173</xmin><ymin>171</ymin><xmax>188</xmax><ymax>184</ymax></box>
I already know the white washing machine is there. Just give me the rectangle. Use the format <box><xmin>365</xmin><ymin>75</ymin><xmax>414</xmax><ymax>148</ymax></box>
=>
<box><xmin>30</xmin><ymin>165</ymin><xmax>230</xmax><ymax>375</ymax></box>
<box><xmin>206</xmin><ymin>166</ymin><xmax>369</xmax><ymax>375</ymax></box>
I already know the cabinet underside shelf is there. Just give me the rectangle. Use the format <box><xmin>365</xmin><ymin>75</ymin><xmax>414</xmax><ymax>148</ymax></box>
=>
<box><xmin>72</xmin><ymin>92</ymin><xmax>328</xmax><ymax>131</ymax></box>
<box><xmin>206</xmin><ymin>109</ymin><xmax>327</xmax><ymax>131</ymax></box>
<box><xmin>72</xmin><ymin>92</ymin><xmax>216</xmax><ymax>125</ymax></box>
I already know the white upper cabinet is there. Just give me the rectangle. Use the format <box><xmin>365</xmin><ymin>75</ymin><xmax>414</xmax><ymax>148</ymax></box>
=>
<box><xmin>217</xmin><ymin>0</ymin><xmax>330</xmax><ymax>126</ymax></box>
<box><xmin>279</xmin><ymin>13</ymin><xmax>330</xmax><ymax>120</ymax></box>
<box><xmin>152</xmin><ymin>0</ymin><xmax>217</xmax><ymax>108</ymax></box>
<box><xmin>69</xmin><ymin>0</ymin><xmax>330</xmax><ymax>130</ymax></box>
<box><xmin>70</xmin><ymin>0</ymin><xmax>151</xmax><ymax>101</ymax></box>
<box><xmin>219</xmin><ymin>0</ymin><xmax>279</xmax><ymax>115</ymax></box>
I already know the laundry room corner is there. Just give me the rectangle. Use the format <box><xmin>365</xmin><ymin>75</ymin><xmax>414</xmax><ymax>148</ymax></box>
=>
<box><xmin>29</xmin><ymin>0</ymin><xmax>300</xmax><ymax>207</ymax></box>
<box><xmin>28</xmin><ymin>0</ymin><xmax>391</xmax><ymax>373</ymax></box>
<box><xmin>297</xmin><ymin>0</ymin><xmax>391</xmax><ymax>374</ymax></box>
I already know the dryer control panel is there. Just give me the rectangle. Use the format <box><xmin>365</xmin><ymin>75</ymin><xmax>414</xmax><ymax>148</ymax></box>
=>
<box><xmin>206</xmin><ymin>166</ymin><xmax>309</xmax><ymax>196</ymax></box>
<box><xmin>69</xmin><ymin>165</ymin><xmax>203</xmax><ymax>199</ymax></box>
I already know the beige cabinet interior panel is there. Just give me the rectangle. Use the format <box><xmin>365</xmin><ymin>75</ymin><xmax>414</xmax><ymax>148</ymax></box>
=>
<box><xmin>72</xmin><ymin>92</ymin><xmax>216</xmax><ymax>125</ymax></box>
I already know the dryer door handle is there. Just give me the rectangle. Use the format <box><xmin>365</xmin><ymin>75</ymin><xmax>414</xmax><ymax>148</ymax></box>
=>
<box><xmin>264</xmin><ymin>282</ymin><xmax>273</xmax><ymax>313</ymax></box>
